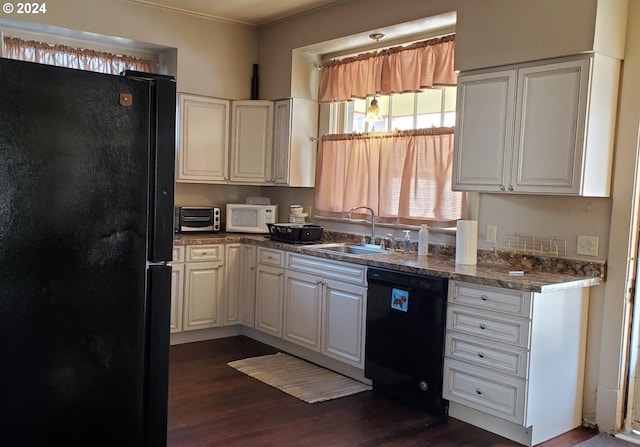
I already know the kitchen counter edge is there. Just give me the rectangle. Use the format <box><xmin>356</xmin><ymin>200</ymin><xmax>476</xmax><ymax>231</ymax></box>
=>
<box><xmin>173</xmin><ymin>233</ymin><xmax>602</xmax><ymax>293</ymax></box>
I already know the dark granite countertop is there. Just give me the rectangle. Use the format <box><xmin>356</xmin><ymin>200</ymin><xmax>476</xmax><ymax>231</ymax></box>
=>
<box><xmin>174</xmin><ymin>233</ymin><xmax>604</xmax><ymax>293</ymax></box>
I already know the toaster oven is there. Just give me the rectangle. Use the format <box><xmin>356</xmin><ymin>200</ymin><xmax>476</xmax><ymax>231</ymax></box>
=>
<box><xmin>175</xmin><ymin>207</ymin><xmax>220</xmax><ymax>233</ymax></box>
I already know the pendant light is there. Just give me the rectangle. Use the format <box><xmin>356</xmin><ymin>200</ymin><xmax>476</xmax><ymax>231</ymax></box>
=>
<box><xmin>364</xmin><ymin>33</ymin><xmax>386</xmax><ymax>126</ymax></box>
<box><xmin>364</xmin><ymin>98</ymin><xmax>383</xmax><ymax>122</ymax></box>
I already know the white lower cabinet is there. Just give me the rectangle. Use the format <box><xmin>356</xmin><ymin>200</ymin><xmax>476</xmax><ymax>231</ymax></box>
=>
<box><xmin>255</xmin><ymin>248</ymin><xmax>285</xmax><ymax>337</ymax></box>
<box><xmin>182</xmin><ymin>244</ymin><xmax>225</xmax><ymax>331</ymax></box>
<box><xmin>443</xmin><ymin>280</ymin><xmax>589</xmax><ymax>446</ymax></box>
<box><xmin>283</xmin><ymin>270</ymin><xmax>322</xmax><ymax>350</ymax></box>
<box><xmin>285</xmin><ymin>253</ymin><xmax>367</xmax><ymax>368</ymax></box>
<box><xmin>170</xmin><ymin>246</ymin><xmax>185</xmax><ymax>333</ymax></box>
<box><xmin>224</xmin><ymin>244</ymin><xmax>256</xmax><ymax>327</ymax></box>
<box><xmin>321</xmin><ymin>278</ymin><xmax>366</xmax><ymax>366</ymax></box>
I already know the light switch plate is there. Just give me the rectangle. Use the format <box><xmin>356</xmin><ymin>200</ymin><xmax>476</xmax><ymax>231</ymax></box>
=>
<box><xmin>577</xmin><ymin>235</ymin><xmax>599</xmax><ymax>256</ymax></box>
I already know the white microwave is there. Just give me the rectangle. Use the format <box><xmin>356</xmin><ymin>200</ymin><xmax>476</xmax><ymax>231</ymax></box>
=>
<box><xmin>225</xmin><ymin>204</ymin><xmax>278</xmax><ymax>233</ymax></box>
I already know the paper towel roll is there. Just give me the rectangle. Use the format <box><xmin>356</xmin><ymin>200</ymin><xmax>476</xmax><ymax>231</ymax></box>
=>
<box><xmin>456</xmin><ymin>220</ymin><xmax>478</xmax><ymax>265</ymax></box>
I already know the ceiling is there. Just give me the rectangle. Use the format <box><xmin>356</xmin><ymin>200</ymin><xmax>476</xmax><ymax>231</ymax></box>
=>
<box><xmin>124</xmin><ymin>0</ymin><xmax>342</xmax><ymax>26</ymax></box>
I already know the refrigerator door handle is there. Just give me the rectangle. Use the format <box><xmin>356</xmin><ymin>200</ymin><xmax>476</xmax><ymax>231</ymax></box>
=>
<box><xmin>148</xmin><ymin>76</ymin><xmax>176</xmax><ymax>263</ymax></box>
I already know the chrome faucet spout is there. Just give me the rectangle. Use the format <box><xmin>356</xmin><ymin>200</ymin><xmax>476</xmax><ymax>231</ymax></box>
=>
<box><xmin>347</xmin><ymin>206</ymin><xmax>376</xmax><ymax>242</ymax></box>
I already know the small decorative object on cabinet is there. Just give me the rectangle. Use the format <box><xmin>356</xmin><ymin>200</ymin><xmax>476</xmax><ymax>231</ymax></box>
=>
<box><xmin>452</xmin><ymin>53</ymin><xmax>620</xmax><ymax>196</ymax></box>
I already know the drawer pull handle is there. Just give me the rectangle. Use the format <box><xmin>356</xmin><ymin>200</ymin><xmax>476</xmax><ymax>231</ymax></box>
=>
<box><xmin>476</xmin><ymin>388</ymin><xmax>483</xmax><ymax>395</ymax></box>
<box><xmin>202</xmin><ymin>251</ymin><xmax>208</xmax><ymax>255</ymax></box>
<box><xmin>479</xmin><ymin>323</ymin><xmax>486</xmax><ymax>330</ymax></box>
<box><xmin>478</xmin><ymin>351</ymin><xmax>485</xmax><ymax>358</ymax></box>
<box><xmin>480</xmin><ymin>294</ymin><xmax>488</xmax><ymax>301</ymax></box>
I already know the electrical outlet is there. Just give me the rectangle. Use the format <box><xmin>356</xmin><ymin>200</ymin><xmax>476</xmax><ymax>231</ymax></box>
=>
<box><xmin>577</xmin><ymin>235</ymin><xmax>599</xmax><ymax>257</ymax></box>
<box><xmin>486</xmin><ymin>225</ymin><xmax>497</xmax><ymax>243</ymax></box>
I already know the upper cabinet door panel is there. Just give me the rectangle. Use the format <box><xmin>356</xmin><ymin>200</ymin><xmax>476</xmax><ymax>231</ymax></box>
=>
<box><xmin>177</xmin><ymin>94</ymin><xmax>230</xmax><ymax>183</ymax></box>
<box><xmin>512</xmin><ymin>58</ymin><xmax>589</xmax><ymax>194</ymax></box>
<box><xmin>230</xmin><ymin>100</ymin><xmax>273</xmax><ymax>184</ymax></box>
<box><xmin>452</xmin><ymin>70</ymin><xmax>516</xmax><ymax>191</ymax></box>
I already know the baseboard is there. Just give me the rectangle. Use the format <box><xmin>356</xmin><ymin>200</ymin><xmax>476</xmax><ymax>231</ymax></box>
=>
<box><xmin>170</xmin><ymin>326</ymin><xmax>242</xmax><ymax>345</ymax></box>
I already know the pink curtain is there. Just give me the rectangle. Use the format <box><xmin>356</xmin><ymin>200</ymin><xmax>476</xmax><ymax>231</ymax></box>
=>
<box><xmin>318</xmin><ymin>35</ymin><xmax>456</xmax><ymax>103</ymax></box>
<box><xmin>314</xmin><ymin>129</ymin><xmax>463</xmax><ymax>226</ymax></box>
<box><xmin>3</xmin><ymin>37</ymin><xmax>157</xmax><ymax>74</ymax></box>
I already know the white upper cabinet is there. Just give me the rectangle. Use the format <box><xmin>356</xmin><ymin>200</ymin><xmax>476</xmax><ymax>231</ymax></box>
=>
<box><xmin>453</xmin><ymin>54</ymin><xmax>620</xmax><ymax>196</ymax></box>
<box><xmin>176</xmin><ymin>96</ymin><xmax>318</xmax><ymax>186</ymax></box>
<box><xmin>230</xmin><ymin>100</ymin><xmax>274</xmax><ymax>184</ymax></box>
<box><xmin>176</xmin><ymin>93</ymin><xmax>230</xmax><ymax>183</ymax></box>
<box><xmin>272</xmin><ymin>98</ymin><xmax>318</xmax><ymax>187</ymax></box>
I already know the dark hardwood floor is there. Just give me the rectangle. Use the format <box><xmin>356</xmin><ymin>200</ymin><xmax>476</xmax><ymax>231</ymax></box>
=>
<box><xmin>167</xmin><ymin>336</ymin><xmax>598</xmax><ymax>447</ymax></box>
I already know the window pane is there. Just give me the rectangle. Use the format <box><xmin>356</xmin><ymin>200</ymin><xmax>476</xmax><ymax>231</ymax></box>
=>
<box><xmin>390</xmin><ymin>92</ymin><xmax>415</xmax><ymax>130</ymax></box>
<box><xmin>417</xmin><ymin>89</ymin><xmax>443</xmax><ymax>128</ymax></box>
<box><xmin>443</xmin><ymin>86</ymin><xmax>456</xmax><ymax>126</ymax></box>
<box><xmin>443</xmin><ymin>86</ymin><xmax>457</xmax><ymax>112</ymax></box>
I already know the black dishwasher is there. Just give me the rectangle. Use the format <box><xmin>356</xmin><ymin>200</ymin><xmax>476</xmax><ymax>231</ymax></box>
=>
<box><xmin>365</xmin><ymin>267</ymin><xmax>448</xmax><ymax>420</ymax></box>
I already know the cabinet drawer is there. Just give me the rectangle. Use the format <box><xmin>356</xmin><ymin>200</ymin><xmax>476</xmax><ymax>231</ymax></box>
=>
<box><xmin>286</xmin><ymin>253</ymin><xmax>366</xmax><ymax>286</ymax></box>
<box><xmin>447</xmin><ymin>306</ymin><xmax>530</xmax><ymax>348</ymax></box>
<box><xmin>258</xmin><ymin>247</ymin><xmax>285</xmax><ymax>267</ymax></box>
<box><xmin>449</xmin><ymin>281</ymin><xmax>532</xmax><ymax>318</ymax></box>
<box><xmin>445</xmin><ymin>333</ymin><xmax>529</xmax><ymax>379</ymax></box>
<box><xmin>443</xmin><ymin>358</ymin><xmax>526</xmax><ymax>424</ymax></box>
<box><xmin>186</xmin><ymin>244</ymin><xmax>223</xmax><ymax>262</ymax></box>
<box><xmin>172</xmin><ymin>245</ymin><xmax>185</xmax><ymax>263</ymax></box>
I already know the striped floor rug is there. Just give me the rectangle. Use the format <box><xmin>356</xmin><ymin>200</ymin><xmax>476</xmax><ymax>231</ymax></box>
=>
<box><xmin>227</xmin><ymin>352</ymin><xmax>371</xmax><ymax>403</ymax></box>
<box><xmin>575</xmin><ymin>433</ymin><xmax>639</xmax><ymax>446</ymax></box>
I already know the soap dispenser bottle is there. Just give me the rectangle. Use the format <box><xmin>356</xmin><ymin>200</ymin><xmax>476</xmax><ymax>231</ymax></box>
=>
<box><xmin>418</xmin><ymin>224</ymin><xmax>429</xmax><ymax>256</ymax></box>
<box><xmin>403</xmin><ymin>230</ymin><xmax>411</xmax><ymax>254</ymax></box>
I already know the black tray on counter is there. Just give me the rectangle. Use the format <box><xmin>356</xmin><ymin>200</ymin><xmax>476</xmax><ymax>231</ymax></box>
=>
<box><xmin>267</xmin><ymin>223</ymin><xmax>324</xmax><ymax>243</ymax></box>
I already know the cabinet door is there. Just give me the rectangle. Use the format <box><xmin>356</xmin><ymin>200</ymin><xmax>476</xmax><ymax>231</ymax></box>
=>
<box><xmin>452</xmin><ymin>70</ymin><xmax>516</xmax><ymax>192</ymax></box>
<box><xmin>224</xmin><ymin>244</ymin><xmax>242</xmax><ymax>326</ymax></box>
<box><xmin>225</xmin><ymin>244</ymin><xmax>257</xmax><ymax>327</ymax></box>
<box><xmin>511</xmin><ymin>58</ymin><xmax>589</xmax><ymax>194</ymax></box>
<box><xmin>183</xmin><ymin>261</ymin><xmax>224</xmax><ymax>330</ymax></box>
<box><xmin>170</xmin><ymin>263</ymin><xmax>184</xmax><ymax>333</ymax></box>
<box><xmin>177</xmin><ymin>94</ymin><xmax>230</xmax><ymax>183</ymax></box>
<box><xmin>322</xmin><ymin>279</ymin><xmax>366</xmax><ymax>367</ymax></box>
<box><xmin>239</xmin><ymin>245</ymin><xmax>257</xmax><ymax>327</ymax></box>
<box><xmin>230</xmin><ymin>100</ymin><xmax>273</xmax><ymax>184</ymax></box>
<box><xmin>272</xmin><ymin>98</ymin><xmax>318</xmax><ymax>187</ymax></box>
<box><xmin>255</xmin><ymin>264</ymin><xmax>284</xmax><ymax>337</ymax></box>
<box><xmin>283</xmin><ymin>270</ymin><xmax>322</xmax><ymax>351</ymax></box>
<box><xmin>272</xmin><ymin>99</ymin><xmax>291</xmax><ymax>185</ymax></box>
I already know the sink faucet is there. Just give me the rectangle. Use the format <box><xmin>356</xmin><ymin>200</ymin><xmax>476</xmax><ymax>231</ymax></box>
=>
<box><xmin>348</xmin><ymin>206</ymin><xmax>376</xmax><ymax>242</ymax></box>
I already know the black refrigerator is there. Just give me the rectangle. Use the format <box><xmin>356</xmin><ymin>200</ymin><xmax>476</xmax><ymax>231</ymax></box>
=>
<box><xmin>0</xmin><ymin>57</ymin><xmax>175</xmax><ymax>446</ymax></box>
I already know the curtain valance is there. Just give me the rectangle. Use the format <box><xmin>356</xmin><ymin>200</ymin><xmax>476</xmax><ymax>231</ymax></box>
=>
<box><xmin>318</xmin><ymin>34</ymin><xmax>456</xmax><ymax>103</ymax></box>
<box><xmin>3</xmin><ymin>37</ymin><xmax>158</xmax><ymax>74</ymax></box>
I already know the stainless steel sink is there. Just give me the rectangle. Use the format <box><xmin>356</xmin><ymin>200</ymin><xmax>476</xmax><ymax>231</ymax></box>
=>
<box><xmin>306</xmin><ymin>242</ymin><xmax>385</xmax><ymax>255</ymax></box>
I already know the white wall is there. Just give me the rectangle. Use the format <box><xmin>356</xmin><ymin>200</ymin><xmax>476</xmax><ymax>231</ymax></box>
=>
<box><xmin>0</xmin><ymin>0</ymin><xmax>257</xmax><ymax>97</ymax></box>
